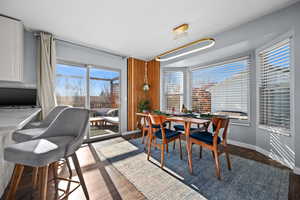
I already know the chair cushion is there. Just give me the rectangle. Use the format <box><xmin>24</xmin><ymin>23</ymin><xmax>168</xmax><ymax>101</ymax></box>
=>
<box><xmin>155</xmin><ymin>129</ymin><xmax>181</xmax><ymax>139</ymax></box>
<box><xmin>173</xmin><ymin>124</ymin><xmax>198</xmax><ymax>132</ymax></box>
<box><xmin>12</xmin><ymin>128</ymin><xmax>47</xmax><ymax>143</ymax></box>
<box><xmin>190</xmin><ymin>131</ymin><xmax>221</xmax><ymax>145</ymax></box>
<box><xmin>4</xmin><ymin>136</ymin><xmax>75</xmax><ymax>167</ymax></box>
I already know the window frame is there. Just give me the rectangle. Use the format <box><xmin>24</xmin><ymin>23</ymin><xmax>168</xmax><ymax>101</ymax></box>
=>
<box><xmin>161</xmin><ymin>68</ymin><xmax>187</xmax><ymax>112</ymax></box>
<box><xmin>189</xmin><ymin>56</ymin><xmax>252</xmax><ymax>126</ymax></box>
<box><xmin>255</xmin><ymin>31</ymin><xmax>295</xmax><ymax>136</ymax></box>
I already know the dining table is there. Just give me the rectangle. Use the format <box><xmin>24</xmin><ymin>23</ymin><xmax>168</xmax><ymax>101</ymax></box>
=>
<box><xmin>136</xmin><ymin>112</ymin><xmax>211</xmax><ymax>172</ymax></box>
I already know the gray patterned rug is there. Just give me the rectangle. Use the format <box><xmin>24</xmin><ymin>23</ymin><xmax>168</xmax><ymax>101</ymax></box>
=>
<box><xmin>92</xmin><ymin>137</ymin><xmax>289</xmax><ymax>200</ymax></box>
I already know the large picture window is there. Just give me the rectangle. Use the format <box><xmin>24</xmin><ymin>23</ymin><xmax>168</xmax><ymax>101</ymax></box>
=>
<box><xmin>258</xmin><ymin>38</ymin><xmax>291</xmax><ymax>131</ymax></box>
<box><xmin>163</xmin><ymin>71</ymin><xmax>184</xmax><ymax>112</ymax></box>
<box><xmin>191</xmin><ymin>57</ymin><xmax>250</xmax><ymax>120</ymax></box>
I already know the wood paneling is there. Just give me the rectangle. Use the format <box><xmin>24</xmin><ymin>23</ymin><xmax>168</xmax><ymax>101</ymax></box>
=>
<box><xmin>127</xmin><ymin>58</ymin><xmax>160</xmax><ymax>131</ymax></box>
<box><xmin>147</xmin><ymin>60</ymin><xmax>160</xmax><ymax>111</ymax></box>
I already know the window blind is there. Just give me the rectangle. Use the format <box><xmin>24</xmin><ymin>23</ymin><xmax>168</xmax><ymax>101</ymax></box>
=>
<box><xmin>258</xmin><ymin>38</ymin><xmax>291</xmax><ymax>131</ymax></box>
<box><xmin>191</xmin><ymin>57</ymin><xmax>250</xmax><ymax>120</ymax></box>
<box><xmin>163</xmin><ymin>71</ymin><xmax>184</xmax><ymax>112</ymax></box>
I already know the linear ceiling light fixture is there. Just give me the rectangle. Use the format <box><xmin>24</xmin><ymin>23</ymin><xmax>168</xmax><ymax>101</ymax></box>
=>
<box><xmin>155</xmin><ymin>37</ymin><xmax>215</xmax><ymax>62</ymax></box>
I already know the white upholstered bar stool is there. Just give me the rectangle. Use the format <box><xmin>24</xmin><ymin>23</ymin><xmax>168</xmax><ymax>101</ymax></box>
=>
<box><xmin>23</xmin><ymin>105</ymin><xmax>70</xmax><ymax>129</ymax></box>
<box><xmin>4</xmin><ymin>108</ymin><xmax>90</xmax><ymax>200</ymax></box>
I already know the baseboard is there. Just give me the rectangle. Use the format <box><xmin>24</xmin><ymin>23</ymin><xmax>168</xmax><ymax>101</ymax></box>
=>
<box><xmin>227</xmin><ymin>139</ymin><xmax>298</xmax><ymax>170</ymax></box>
<box><xmin>255</xmin><ymin>146</ymin><xmax>271</xmax><ymax>157</ymax></box>
<box><xmin>293</xmin><ymin>166</ymin><xmax>300</xmax><ymax>175</ymax></box>
<box><xmin>227</xmin><ymin>139</ymin><xmax>257</xmax><ymax>151</ymax></box>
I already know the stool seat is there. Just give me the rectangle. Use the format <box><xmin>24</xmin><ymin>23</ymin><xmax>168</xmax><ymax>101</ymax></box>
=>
<box><xmin>4</xmin><ymin>136</ymin><xmax>75</xmax><ymax>167</ymax></box>
<box><xmin>12</xmin><ymin>128</ymin><xmax>46</xmax><ymax>143</ymax></box>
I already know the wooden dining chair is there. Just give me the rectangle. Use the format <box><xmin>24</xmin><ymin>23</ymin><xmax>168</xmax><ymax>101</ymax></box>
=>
<box><xmin>147</xmin><ymin>114</ymin><xmax>182</xmax><ymax>168</ymax></box>
<box><xmin>187</xmin><ymin>117</ymin><xmax>231</xmax><ymax>180</ymax></box>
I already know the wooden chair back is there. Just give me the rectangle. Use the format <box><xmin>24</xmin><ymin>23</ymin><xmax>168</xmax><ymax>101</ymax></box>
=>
<box><xmin>147</xmin><ymin>114</ymin><xmax>168</xmax><ymax>140</ymax></box>
<box><xmin>211</xmin><ymin>117</ymin><xmax>230</xmax><ymax>145</ymax></box>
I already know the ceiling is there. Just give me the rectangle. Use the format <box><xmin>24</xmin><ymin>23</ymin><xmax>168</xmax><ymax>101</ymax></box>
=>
<box><xmin>0</xmin><ymin>0</ymin><xmax>298</xmax><ymax>60</ymax></box>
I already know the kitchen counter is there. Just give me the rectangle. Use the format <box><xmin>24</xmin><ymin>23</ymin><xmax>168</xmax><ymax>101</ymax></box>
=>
<box><xmin>0</xmin><ymin>108</ymin><xmax>41</xmax><ymax>197</ymax></box>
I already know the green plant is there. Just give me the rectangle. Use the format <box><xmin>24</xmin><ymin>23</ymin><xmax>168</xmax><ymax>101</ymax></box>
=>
<box><xmin>138</xmin><ymin>99</ymin><xmax>150</xmax><ymax>112</ymax></box>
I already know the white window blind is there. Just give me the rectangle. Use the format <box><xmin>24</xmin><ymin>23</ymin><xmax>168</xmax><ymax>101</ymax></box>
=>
<box><xmin>191</xmin><ymin>57</ymin><xmax>250</xmax><ymax>120</ymax></box>
<box><xmin>163</xmin><ymin>71</ymin><xmax>184</xmax><ymax>112</ymax></box>
<box><xmin>258</xmin><ymin>38</ymin><xmax>291</xmax><ymax>131</ymax></box>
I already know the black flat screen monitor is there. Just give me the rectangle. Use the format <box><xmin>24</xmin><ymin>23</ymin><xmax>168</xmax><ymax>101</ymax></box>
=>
<box><xmin>0</xmin><ymin>87</ymin><xmax>37</xmax><ymax>106</ymax></box>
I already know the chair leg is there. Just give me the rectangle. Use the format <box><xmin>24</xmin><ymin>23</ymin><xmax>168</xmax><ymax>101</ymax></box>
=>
<box><xmin>213</xmin><ymin>150</ymin><xmax>221</xmax><ymax>180</ymax></box>
<box><xmin>161</xmin><ymin>144</ymin><xmax>165</xmax><ymax>168</ymax></box>
<box><xmin>224</xmin><ymin>145</ymin><xmax>232</xmax><ymax>170</ymax></box>
<box><xmin>141</xmin><ymin>128</ymin><xmax>145</xmax><ymax>144</ymax></box>
<box><xmin>166</xmin><ymin>143</ymin><xmax>169</xmax><ymax>153</ymax></box>
<box><xmin>211</xmin><ymin>151</ymin><xmax>215</xmax><ymax>159</ymax></box>
<box><xmin>6</xmin><ymin>164</ymin><xmax>24</xmax><ymax>200</ymax></box>
<box><xmin>32</xmin><ymin>167</ymin><xmax>39</xmax><ymax>190</ymax></box>
<box><xmin>39</xmin><ymin>165</ymin><xmax>49</xmax><ymax>200</ymax></box>
<box><xmin>179</xmin><ymin>137</ymin><xmax>183</xmax><ymax>160</ymax></box>
<box><xmin>147</xmin><ymin>136</ymin><xmax>152</xmax><ymax>161</ymax></box>
<box><xmin>66</xmin><ymin>157</ymin><xmax>73</xmax><ymax>179</ymax></box>
<box><xmin>199</xmin><ymin>146</ymin><xmax>203</xmax><ymax>159</ymax></box>
<box><xmin>188</xmin><ymin>142</ymin><xmax>193</xmax><ymax>174</ymax></box>
<box><xmin>51</xmin><ymin>162</ymin><xmax>59</xmax><ymax>199</ymax></box>
<box><xmin>173</xmin><ymin>140</ymin><xmax>176</xmax><ymax>151</ymax></box>
<box><xmin>71</xmin><ymin>153</ymin><xmax>90</xmax><ymax>200</ymax></box>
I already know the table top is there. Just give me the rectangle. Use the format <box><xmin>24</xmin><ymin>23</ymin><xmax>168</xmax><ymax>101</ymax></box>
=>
<box><xmin>136</xmin><ymin>112</ymin><xmax>210</xmax><ymax>124</ymax></box>
<box><xmin>166</xmin><ymin>116</ymin><xmax>210</xmax><ymax>124</ymax></box>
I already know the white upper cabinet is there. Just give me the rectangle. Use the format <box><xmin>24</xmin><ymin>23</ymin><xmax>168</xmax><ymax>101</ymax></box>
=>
<box><xmin>0</xmin><ymin>16</ymin><xmax>23</xmax><ymax>82</ymax></box>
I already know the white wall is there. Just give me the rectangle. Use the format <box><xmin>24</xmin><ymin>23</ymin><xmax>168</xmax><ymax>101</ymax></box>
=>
<box><xmin>163</xmin><ymin>2</ymin><xmax>300</xmax><ymax>170</ymax></box>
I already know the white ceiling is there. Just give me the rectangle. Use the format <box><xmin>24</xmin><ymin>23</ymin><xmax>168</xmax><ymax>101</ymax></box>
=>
<box><xmin>0</xmin><ymin>0</ymin><xmax>298</xmax><ymax>60</ymax></box>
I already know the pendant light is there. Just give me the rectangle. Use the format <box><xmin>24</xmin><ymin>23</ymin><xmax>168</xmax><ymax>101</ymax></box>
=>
<box><xmin>143</xmin><ymin>62</ymin><xmax>150</xmax><ymax>91</ymax></box>
<box><xmin>155</xmin><ymin>37</ymin><xmax>215</xmax><ymax>62</ymax></box>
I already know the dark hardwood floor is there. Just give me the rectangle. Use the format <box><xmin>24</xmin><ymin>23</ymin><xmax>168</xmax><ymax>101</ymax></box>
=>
<box><xmin>2</xmin><ymin>134</ymin><xmax>300</xmax><ymax>200</ymax></box>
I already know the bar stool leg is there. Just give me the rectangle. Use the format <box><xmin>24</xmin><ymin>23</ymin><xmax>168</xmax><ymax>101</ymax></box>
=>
<box><xmin>71</xmin><ymin>153</ymin><xmax>90</xmax><ymax>200</ymax></box>
<box><xmin>32</xmin><ymin>167</ymin><xmax>39</xmax><ymax>190</ymax></box>
<box><xmin>51</xmin><ymin>163</ymin><xmax>59</xmax><ymax>199</ymax></box>
<box><xmin>39</xmin><ymin>165</ymin><xmax>49</xmax><ymax>200</ymax></box>
<box><xmin>6</xmin><ymin>164</ymin><xmax>24</xmax><ymax>200</ymax></box>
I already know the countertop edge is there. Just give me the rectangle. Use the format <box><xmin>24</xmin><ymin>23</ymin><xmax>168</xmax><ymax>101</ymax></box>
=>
<box><xmin>0</xmin><ymin>108</ymin><xmax>41</xmax><ymax>133</ymax></box>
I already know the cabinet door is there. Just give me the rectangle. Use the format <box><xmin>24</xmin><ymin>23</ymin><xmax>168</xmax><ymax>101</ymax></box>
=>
<box><xmin>0</xmin><ymin>16</ymin><xmax>23</xmax><ymax>82</ymax></box>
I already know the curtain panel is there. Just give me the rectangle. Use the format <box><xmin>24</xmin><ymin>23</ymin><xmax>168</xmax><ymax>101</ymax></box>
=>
<box><xmin>37</xmin><ymin>32</ymin><xmax>57</xmax><ymax>118</ymax></box>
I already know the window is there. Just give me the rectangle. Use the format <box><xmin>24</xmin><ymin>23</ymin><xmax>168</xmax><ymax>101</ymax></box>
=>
<box><xmin>258</xmin><ymin>38</ymin><xmax>291</xmax><ymax>131</ymax></box>
<box><xmin>163</xmin><ymin>71</ymin><xmax>184</xmax><ymax>112</ymax></box>
<box><xmin>56</xmin><ymin>63</ymin><xmax>87</xmax><ymax>107</ymax></box>
<box><xmin>191</xmin><ymin>57</ymin><xmax>250</xmax><ymax>120</ymax></box>
<box><xmin>56</xmin><ymin>62</ymin><xmax>121</xmax><ymax>139</ymax></box>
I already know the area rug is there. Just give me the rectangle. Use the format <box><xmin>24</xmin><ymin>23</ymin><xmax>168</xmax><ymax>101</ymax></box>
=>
<box><xmin>92</xmin><ymin>137</ymin><xmax>289</xmax><ymax>200</ymax></box>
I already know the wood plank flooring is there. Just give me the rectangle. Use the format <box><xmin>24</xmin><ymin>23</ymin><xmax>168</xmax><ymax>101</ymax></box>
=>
<box><xmin>2</xmin><ymin>134</ymin><xmax>300</xmax><ymax>200</ymax></box>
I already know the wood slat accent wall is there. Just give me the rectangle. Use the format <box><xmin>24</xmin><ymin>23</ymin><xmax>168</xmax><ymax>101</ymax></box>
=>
<box><xmin>147</xmin><ymin>59</ymin><xmax>160</xmax><ymax>111</ymax></box>
<box><xmin>127</xmin><ymin>58</ymin><xmax>160</xmax><ymax>131</ymax></box>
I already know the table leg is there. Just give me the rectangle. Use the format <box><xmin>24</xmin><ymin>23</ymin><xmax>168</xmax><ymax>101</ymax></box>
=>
<box><xmin>185</xmin><ymin>122</ymin><xmax>193</xmax><ymax>174</ymax></box>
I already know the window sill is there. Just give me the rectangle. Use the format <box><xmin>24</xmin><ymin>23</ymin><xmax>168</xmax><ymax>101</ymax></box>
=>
<box><xmin>258</xmin><ymin>125</ymin><xmax>291</xmax><ymax>137</ymax></box>
<box><xmin>231</xmin><ymin>121</ymin><xmax>251</xmax><ymax>127</ymax></box>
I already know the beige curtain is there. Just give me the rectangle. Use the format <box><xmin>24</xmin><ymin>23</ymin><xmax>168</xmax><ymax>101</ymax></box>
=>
<box><xmin>37</xmin><ymin>32</ymin><xmax>57</xmax><ymax>118</ymax></box>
